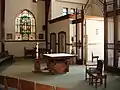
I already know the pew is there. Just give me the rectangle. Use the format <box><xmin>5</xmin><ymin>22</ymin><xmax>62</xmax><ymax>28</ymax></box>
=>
<box><xmin>0</xmin><ymin>75</ymin><xmax>5</xmax><ymax>90</ymax></box>
<box><xmin>5</xmin><ymin>76</ymin><xmax>19</xmax><ymax>90</ymax></box>
<box><xmin>36</xmin><ymin>83</ymin><xmax>54</xmax><ymax>90</ymax></box>
<box><xmin>0</xmin><ymin>51</ymin><xmax>13</xmax><ymax>64</ymax></box>
<box><xmin>19</xmin><ymin>79</ymin><xmax>35</xmax><ymax>90</ymax></box>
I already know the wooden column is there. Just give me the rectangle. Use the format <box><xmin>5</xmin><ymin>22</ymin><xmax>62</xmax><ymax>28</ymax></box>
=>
<box><xmin>45</xmin><ymin>0</ymin><xmax>51</xmax><ymax>53</ymax></box>
<box><xmin>113</xmin><ymin>0</ymin><xmax>118</xmax><ymax>68</ymax></box>
<box><xmin>81</xmin><ymin>8</ymin><xmax>84</xmax><ymax>64</ymax></box>
<box><xmin>75</xmin><ymin>8</ymin><xmax>78</xmax><ymax>55</ymax></box>
<box><xmin>0</xmin><ymin>0</ymin><xmax>5</xmax><ymax>52</ymax></box>
<box><xmin>104</xmin><ymin>0</ymin><xmax>108</xmax><ymax>71</ymax></box>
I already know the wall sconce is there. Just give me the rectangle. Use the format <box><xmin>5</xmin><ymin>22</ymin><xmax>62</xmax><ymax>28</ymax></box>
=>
<box><xmin>33</xmin><ymin>0</ymin><xmax>38</xmax><ymax>3</ymax></box>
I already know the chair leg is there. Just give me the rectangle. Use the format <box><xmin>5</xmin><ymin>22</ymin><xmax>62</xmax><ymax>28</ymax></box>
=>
<box><xmin>100</xmin><ymin>78</ymin><xmax>103</xmax><ymax>85</ymax></box>
<box><xmin>104</xmin><ymin>76</ymin><xmax>107</xmax><ymax>88</ymax></box>
<box><xmin>95</xmin><ymin>78</ymin><xmax>98</xmax><ymax>88</ymax></box>
<box><xmin>91</xmin><ymin>76</ymin><xmax>93</xmax><ymax>85</ymax></box>
<box><xmin>85</xmin><ymin>67</ymin><xmax>87</xmax><ymax>80</ymax></box>
<box><xmin>89</xmin><ymin>75</ymin><xmax>92</xmax><ymax>85</ymax></box>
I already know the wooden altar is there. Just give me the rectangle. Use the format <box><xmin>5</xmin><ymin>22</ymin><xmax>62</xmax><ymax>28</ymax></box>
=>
<box><xmin>43</xmin><ymin>53</ymin><xmax>77</xmax><ymax>74</ymax></box>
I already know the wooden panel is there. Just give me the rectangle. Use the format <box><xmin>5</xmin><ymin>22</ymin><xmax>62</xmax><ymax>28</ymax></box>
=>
<box><xmin>5</xmin><ymin>76</ymin><xmax>19</xmax><ymax>88</ymax></box>
<box><xmin>19</xmin><ymin>79</ymin><xmax>35</xmax><ymax>90</ymax></box>
<box><xmin>56</xmin><ymin>87</ymin><xmax>67</xmax><ymax>90</ymax></box>
<box><xmin>0</xmin><ymin>75</ymin><xmax>5</xmax><ymax>85</ymax></box>
<box><xmin>36</xmin><ymin>83</ymin><xmax>54</xmax><ymax>90</ymax></box>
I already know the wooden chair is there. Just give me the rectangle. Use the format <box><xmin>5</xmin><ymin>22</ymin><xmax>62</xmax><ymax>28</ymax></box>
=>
<box><xmin>85</xmin><ymin>60</ymin><xmax>103</xmax><ymax>80</ymax></box>
<box><xmin>36</xmin><ymin>83</ymin><xmax>54</xmax><ymax>90</ymax></box>
<box><xmin>0</xmin><ymin>75</ymin><xmax>5</xmax><ymax>90</ymax></box>
<box><xmin>92</xmin><ymin>52</ymin><xmax>99</xmax><ymax>62</ymax></box>
<box><xmin>19</xmin><ymin>79</ymin><xmax>35</xmax><ymax>90</ymax></box>
<box><xmin>4</xmin><ymin>76</ymin><xmax>19</xmax><ymax>90</ymax></box>
<box><xmin>24</xmin><ymin>47</ymin><xmax>35</xmax><ymax>58</ymax></box>
<box><xmin>89</xmin><ymin>73</ymin><xmax>107</xmax><ymax>88</ymax></box>
<box><xmin>56</xmin><ymin>87</ymin><xmax>67</xmax><ymax>90</ymax></box>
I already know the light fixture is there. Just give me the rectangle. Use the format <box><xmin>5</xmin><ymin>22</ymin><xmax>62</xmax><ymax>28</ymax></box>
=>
<box><xmin>33</xmin><ymin>0</ymin><xmax>44</xmax><ymax>3</ymax></box>
<box><xmin>33</xmin><ymin>0</ymin><xmax>38</xmax><ymax>3</ymax></box>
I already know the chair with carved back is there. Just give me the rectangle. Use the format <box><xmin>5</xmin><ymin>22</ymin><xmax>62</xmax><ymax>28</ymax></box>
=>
<box><xmin>92</xmin><ymin>52</ymin><xmax>99</xmax><ymax>62</ymax></box>
<box><xmin>19</xmin><ymin>79</ymin><xmax>35</xmax><ymax>90</ymax></box>
<box><xmin>36</xmin><ymin>83</ymin><xmax>54</xmax><ymax>90</ymax></box>
<box><xmin>85</xmin><ymin>60</ymin><xmax>103</xmax><ymax>80</ymax></box>
<box><xmin>4</xmin><ymin>76</ymin><xmax>19</xmax><ymax>90</ymax></box>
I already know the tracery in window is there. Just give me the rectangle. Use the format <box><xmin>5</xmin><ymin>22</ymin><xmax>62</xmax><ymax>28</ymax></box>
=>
<box><xmin>15</xmin><ymin>9</ymin><xmax>36</xmax><ymax>40</ymax></box>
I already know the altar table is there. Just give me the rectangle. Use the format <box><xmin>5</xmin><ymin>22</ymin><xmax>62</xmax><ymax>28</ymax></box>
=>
<box><xmin>43</xmin><ymin>53</ymin><xmax>76</xmax><ymax>74</ymax></box>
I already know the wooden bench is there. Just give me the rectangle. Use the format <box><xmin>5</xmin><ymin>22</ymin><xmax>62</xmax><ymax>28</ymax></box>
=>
<box><xmin>19</xmin><ymin>79</ymin><xmax>35</xmax><ymax>90</ymax></box>
<box><xmin>0</xmin><ymin>51</ymin><xmax>13</xmax><ymax>64</ymax></box>
<box><xmin>0</xmin><ymin>75</ymin><xmax>5</xmax><ymax>90</ymax></box>
<box><xmin>5</xmin><ymin>76</ymin><xmax>19</xmax><ymax>90</ymax></box>
<box><xmin>89</xmin><ymin>73</ymin><xmax>107</xmax><ymax>88</ymax></box>
<box><xmin>36</xmin><ymin>83</ymin><xmax>54</xmax><ymax>90</ymax></box>
<box><xmin>24</xmin><ymin>47</ymin><xmax>35</xmax><ymax>58</ymax></box>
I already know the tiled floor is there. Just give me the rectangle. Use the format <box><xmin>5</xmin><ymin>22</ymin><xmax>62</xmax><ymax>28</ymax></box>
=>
<box><xmin>0</xmin><ymin>58</ymin><xmax>120</xmax><ymax>90</ymax></box>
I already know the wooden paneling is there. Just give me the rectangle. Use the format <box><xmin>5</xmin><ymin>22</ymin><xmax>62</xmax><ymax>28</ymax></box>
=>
<box><xmin>56</xmin><ymin>87</ymin><xmax>67</xmax><ymax>90</ymax></box>
<box><xmin>19</xmin><ymin>79</ymin><xmax>35</xmax><ymax>90</ymax></box>
<box><xmin>5</xmin><ymin>76</ymin><xmax>19</xmax><ymax>89</ymax></box>
<box><xmin>36</xmin><ymin>83</ymin><xmax>54</xmax><ymax>90</ymax></box>
<box><xmin>49</xmin><ymin>14</ymin><xmax>70</xmax><ymax>24</ymax></box>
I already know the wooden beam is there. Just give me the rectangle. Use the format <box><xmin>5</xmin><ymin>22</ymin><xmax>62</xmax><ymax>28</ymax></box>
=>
<box><xmin>0</xmin><ymin>0</ymin><xmax>5</xmax><ymax>52</ymax></box>
<box><xmin>113</xmin><ymin>0</ymin><xmax>118</xmax><ymax>68</ymax></box>
<box><xmin>45</xmin><ymin>0</ymin><xmax>51</xmax><ymax>52</ymax></box>
<box><xmin>104</xmin><ymin>0</ymin><xmax>108</xmax><ymax>71</ymax></box>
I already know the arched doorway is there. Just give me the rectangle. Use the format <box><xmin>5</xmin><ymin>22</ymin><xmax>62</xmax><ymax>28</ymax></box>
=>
<box><xmin>58</xmin><ymin>31</ymin><xmax>66</xmax><ymax>53</ymax></box>
<box><xmin>85</xmin><ymin>2</ymin><xmax>104</xmax><ymax>62</ymax></box>
<box><xmin>50</xmin><ymin>33</ymin><xmax>56</xmax><ymax>53</ymax></box>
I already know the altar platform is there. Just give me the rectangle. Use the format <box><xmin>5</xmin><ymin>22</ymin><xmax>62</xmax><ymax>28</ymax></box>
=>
<box><xmin>0</xmin><ymin>58</ymin><xmax>120</xmax><ymax>90</ymax></box>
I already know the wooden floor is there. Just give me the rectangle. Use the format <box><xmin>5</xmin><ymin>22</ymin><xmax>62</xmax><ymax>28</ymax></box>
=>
<box><xmin>0</xmin><ymin>58</ymin><xmax>120</xmax><ymax>90</ymax></box>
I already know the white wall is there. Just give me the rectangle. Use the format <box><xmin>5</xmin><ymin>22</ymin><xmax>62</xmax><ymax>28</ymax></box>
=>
<box><xmin>5</xmin><ymin>0</ymin><xmax>45</xmax><ymax>57</ymax></box>
<box><xmin>51</xmin><ymin>0</ymin><xmax>85</xmax><ymax>19</ymax></box>
<box><xmin>56</xmin><ymin>0</ymin><xmax>88</xmax><ymax>4</ymax></box>
<box><xmin>48</xmin><ymin>19</ymin><xmax>70</xmax><ymax>53</ymax></box>
<box><xmin>86</xmin><ymin>18</ymin><xmax>104</xmax><ymax>61</ymax></box>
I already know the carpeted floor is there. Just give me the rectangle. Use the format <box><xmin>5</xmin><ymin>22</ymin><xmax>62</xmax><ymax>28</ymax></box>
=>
<box><xmin>0</xmin><ymin>58</ymin><xmax>120</xmax><ymax>90</ymax></box>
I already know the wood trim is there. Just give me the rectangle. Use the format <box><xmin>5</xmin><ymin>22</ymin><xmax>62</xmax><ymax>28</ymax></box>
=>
<box><xmin>3</xmin><ymin>40</ymin><xmax>46</xmax><ymax>42</ymax></box>
<box><xmin>72</xmin><ymin>18</ymin><xmax>82</xmax><ymax>24</ymax></box>
<box><xmin>49</xmin><ymin>14</ymin><xmax>70</xmax><ymax>24</ymax></box>
<box><xmin>48</xmin><ymin>42</ymin><xmax>72</xmax><ymax>46</ymax></box>
<box><xmin>107</xmin><ymin>9</ymin><xmax>120</xmax><ymax>17</ymax></box>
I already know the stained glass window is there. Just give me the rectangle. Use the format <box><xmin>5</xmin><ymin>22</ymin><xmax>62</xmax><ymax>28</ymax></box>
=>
<box><xmin>63</xmin><ymin>7</ymin><xmax>68</xmax><ymax>16</ymax></box>
<box><xmin>15</xmin><ymin>9</ymin><xmax>36</xmax><ymax>40</ymax></box>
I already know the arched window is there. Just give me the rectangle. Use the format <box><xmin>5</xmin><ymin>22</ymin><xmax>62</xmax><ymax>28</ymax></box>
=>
<box><xmin>15</xmin><ymin>9</ymin><xmax>36</xmax><ymax>40</ymax></box>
